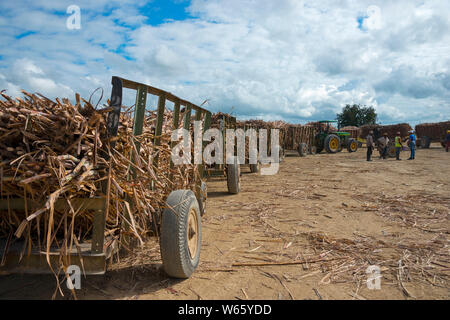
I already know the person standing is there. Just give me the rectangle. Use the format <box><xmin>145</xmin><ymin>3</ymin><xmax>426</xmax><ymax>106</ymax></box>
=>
<box><xmin>377</xmin><ymin>133</ymin><xmax>389</xmax><ymax>159</ymax></box>
<box><xmin>395</xmin><ymin>132</ymin><xmax>403</xmax><ymax>161</ymax></box>
<box><xmin>407</xmin><ymin>130</ymin><xmax>416</xmax><ymax>160</ymax></box>
<box><xmin>446</xmin><ymin>130</ymin><xmax>450</xmax><ymax>152</ymax></box>
<box><xmin>366</xmin><ymin>130</ymin><xmax>374</xmax><ymax>161</ymax></box>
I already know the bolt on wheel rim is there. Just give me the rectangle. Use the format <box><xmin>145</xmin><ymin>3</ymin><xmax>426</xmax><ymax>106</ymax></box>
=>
<box><xmin>187</xmin><ymin>208</ymin><xmax>199</xmax><ymax>259</ymax></box>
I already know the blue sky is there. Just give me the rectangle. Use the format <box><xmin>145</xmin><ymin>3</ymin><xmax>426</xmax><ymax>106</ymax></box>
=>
<box><xmin>0</xmin><ymin>0</ymin><xmax>449</xmax><ymax>126</ymax></box>
<box><xmin>141</xmin><ymin>0</ymin><xmax>192</xmax><ymax>25</ymax></box>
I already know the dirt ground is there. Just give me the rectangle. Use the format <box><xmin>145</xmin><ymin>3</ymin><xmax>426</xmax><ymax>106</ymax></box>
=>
<box><xmin>1</xmin><ymin>144</ymin><xmax>449</xmax><ymax>300</ymax></box>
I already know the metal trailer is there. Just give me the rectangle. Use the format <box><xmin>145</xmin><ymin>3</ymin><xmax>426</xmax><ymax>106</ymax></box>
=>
<box><xmin>0</xmin><ymin>76</ymin><xmax>211</xmax><ymax>279</ymax></box>
<box><xmin>281</xmin><ymin>125</ymin><xmax>318</xmax><ymax>157</ymax></box>
<box><xmin>205</xmin><ymin>113</ymin><xmax>241</xmax><ymax>194</ymax></box>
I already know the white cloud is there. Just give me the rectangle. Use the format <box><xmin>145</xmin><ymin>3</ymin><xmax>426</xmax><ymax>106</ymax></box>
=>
<box><xmin>0</xmin><ymin>0</ymin><xmax>449</xmax><ymax>126</ymax></box>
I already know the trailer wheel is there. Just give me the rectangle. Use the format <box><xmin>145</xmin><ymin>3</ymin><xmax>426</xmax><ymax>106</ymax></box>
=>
<box><xmin>347</xmin><ymin>139</ymin><xmax>358</xmax><ymax>153</ymax></box>
<box><xmin>160</xmin><ymin>190</ymin><xmax>201</xmax><ymax>279</ymax></box>
<box><xmin>250</xmin><ymin>161</ymin><xmax>261</xmax><ymax>173</ymax></box>
<box><xmin>309</xmin><ymin>145</ymin><xmax>317</xmax><ymax>155</ymax></box>
<box><xmin>227</xmin><ymin>159</ymin><xmax>240</xmax><ymax>194</ymax></box>
<box><xmin>298</xmin><ymin>143</ymin><xmax>308</xmax><ymax>157</ymax></box>
<box><xmin>387</xmin><ymin>145</ymin><xmax>396</xmax><ymax>158</ymax></box>
<box><xmin>421</xmin><ymin>136</ymin><xmax>431</xmax><ymax>149</ymax></box>
<box><xmin>198</xmin><ymin>181</ymin><xmax>207</xmax><ymax>216</ymax></box>
<box><xmin>325</xmin><ymin>135</ymin><xmax>340</xmax><ymax>153</ymax></box>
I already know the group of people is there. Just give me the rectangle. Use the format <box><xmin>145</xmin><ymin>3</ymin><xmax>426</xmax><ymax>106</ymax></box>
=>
<box><xmin>366</xmin><ymin>130</ymin><xmax>417</xmax><ymax>161</ymax></box>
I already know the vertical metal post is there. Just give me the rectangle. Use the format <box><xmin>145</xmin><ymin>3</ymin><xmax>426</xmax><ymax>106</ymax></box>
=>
<box><xmin>123</xmin><ymin>85</ymin><xmax>147</xmax><ymax>247</ymax></box>
<box><xmin>194</xmin><ymin>110</ymin><xmax>204</xmax><ymax>199</ymax></box>
<box><xmin>154</xmin><ymin>93</ymin><xmax>166</xmax><ymax>166</ymax></box>
<box><xmin>184</xmin><ymin>104</ymin><xmax>192</xmax><ymax>130</ymax></box>
<box><xmin>173</xmin><ymin>100</ymin><xmax>181</xmax><ymax>130</ymax></box>
<box><xmin>129</xmin><ymin>85</ymin><xmax>147</xmax><ymax>179</ymax></box>
<box><xmin>91</xmin><ymin>209</ymin><xmax>106</xmax><ymax>254</ymax></box>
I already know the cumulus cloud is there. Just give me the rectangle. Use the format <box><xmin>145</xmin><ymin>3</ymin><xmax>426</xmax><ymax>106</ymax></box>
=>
<box><xmin>0</xmin><ymin>0</ymin><xmax>449</xmax><ymax>125</ymax></box>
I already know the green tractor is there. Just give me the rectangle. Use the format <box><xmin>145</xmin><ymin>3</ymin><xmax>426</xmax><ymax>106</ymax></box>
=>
<box><xmin>314</xmin><ymin>120</ymin><xmax>358</xmax><ymax>154</ymax></box>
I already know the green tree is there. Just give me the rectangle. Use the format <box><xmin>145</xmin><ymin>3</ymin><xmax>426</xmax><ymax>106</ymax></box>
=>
<box><xmin>337</xmin><ymin>104</ymin><xmax>377</xmax><ymax>128</ymax></box>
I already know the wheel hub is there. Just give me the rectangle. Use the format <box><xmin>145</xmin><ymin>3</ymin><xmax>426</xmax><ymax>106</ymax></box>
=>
<box><xmin>330</xmin><ymin>138</ymin><xmax>339</xmax><ymax>150</ymax></box>
<box><xmin>187</xmin><ymin>208</ymin><xmax>199</xmax><ymax>259</ymax></box>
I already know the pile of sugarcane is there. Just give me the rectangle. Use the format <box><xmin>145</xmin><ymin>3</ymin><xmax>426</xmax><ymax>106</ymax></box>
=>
<box><xmin>307</xmin><ymin>121</ymin><xmax>337</xmax><ymax>132</ymax></box>
<box><xmin>0</xmin><ymin>91</ymin><xmax>198</xmax><ymax>260</ymax></box>
<box><xmin>415</xmin><ymin>121</ymin><xmax>450</xmax><ymax>140</ymax></box>
<box><xmin>360</xmin><ymin>123</ymin><xmax>412</xmax><ymax>139</ymax></box>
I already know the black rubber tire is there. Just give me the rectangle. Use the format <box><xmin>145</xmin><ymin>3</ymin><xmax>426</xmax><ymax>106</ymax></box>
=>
<box><xmin>325</xmin><ymin>134</ymin><xmax>340</xmax><ymax>153</ymax></box>
<box><xmin>421</xmin><ymin>136</ymin><xmax>431</xmax><ymax>149</ymax></box>
<box><xmin>309</xmin><ymin>145</ymin><xmax>317</xmax><ymax>155</ymax></box>
<box><xmin>250</xmin><ymin>161</ymin><xmax>260</xmax><ymax>174</ymax></box>
<box><xmin>298</xmin><ymin>143</ymin><xmax>308</xmax><ymax>157</ymax></box>
<box><xmin>347</xmin><ymin>138</ymin><xmax>358</xmax><ymax>153</ymax></box>
<box><xmin>160</xmin><ymin>190</ymin><xmax>201</xmax><ymax>279</ymax></box>
<box><xmin>279</xmin><ymin>147</ymin><xmax>285</xmax><ymax>163</ymax></box>
<box><xmin>387</xmin><ymin>144</ymin><xmax>396</xmax><ymax>158</ymax></box>
<box><xmin>198</xmin><ymin>181</ymin><xmax>207</xmax><ymax>216</ymax></box>
<box><xmin>227</xmin><ymin>158</ymin><xmax>241</xmax><ymax>194</ymax></box>
<box><xmin>316</xmin><ymin>147</ymin><xmax>323</xmax><ymax>154</ymax></box>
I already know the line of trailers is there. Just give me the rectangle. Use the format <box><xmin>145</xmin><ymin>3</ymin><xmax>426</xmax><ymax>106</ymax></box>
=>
<box><xmin>0</xmin><ymin>78</ymin><xmax>359</xmax><ymax>282</ymax></box>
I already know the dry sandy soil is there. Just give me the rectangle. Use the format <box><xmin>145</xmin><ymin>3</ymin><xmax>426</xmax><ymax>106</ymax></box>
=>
<box><xmin>1</xmin><ymin>144</ymin><xmax>449</xmax><ymax>300</ymax></box>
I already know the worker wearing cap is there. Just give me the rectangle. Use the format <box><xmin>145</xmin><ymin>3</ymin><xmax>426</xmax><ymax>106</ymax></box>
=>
<box><xmin>366</xmin><ymin>130</ymin><xmax>374</xmax><ymax>161</ymax></box>
<box><xmin>446</xmin><ymin>130</ymin><xmax>450</xmax><ymax>152</ymax></box>
<box><xmin>395</xmin><ymin>132</ymin><xmax>403</xmax><ymax>160</ymax></box>
<box><xmin>407</xmin><ymin>130</ymin><xmax>416</xmax><ymax>160</ymax></box>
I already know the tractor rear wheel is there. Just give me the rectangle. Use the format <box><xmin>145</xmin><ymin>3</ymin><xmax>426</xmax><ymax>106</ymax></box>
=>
<box><xmin>298</xmin><ymin>143</ymin><xmax>308</xmax><ymax>157</ymax></box>
<box><xmin>325</xmin><ymin>135</ymin><xmax>340</xmax><ymax>154</ymax></box>
<box><xmin>347</xmin><ymin>139</ymin><xmax>358</xmax><ymax>153</ymax></box>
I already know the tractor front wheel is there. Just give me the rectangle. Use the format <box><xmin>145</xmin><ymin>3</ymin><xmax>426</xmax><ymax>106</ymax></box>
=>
<box><xmin>347</xmin><ymin>139</ymin><xmax>358</xmax><ymax>153</ymax></box>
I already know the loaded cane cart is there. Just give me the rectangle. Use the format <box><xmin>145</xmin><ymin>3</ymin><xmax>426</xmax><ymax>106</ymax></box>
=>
<box><xmin>415</xmin><ymin>121</ymin><xmax>450</xmax><ymax>149</ymax></box>
<box><xmin>206</xmin><ymin>113</ymin><xmax>241</xmax><ymax>194</ymax></box>
<box><xmin>237</xmin><ymin>120</ymin><xmax>262</xmax><ymax>174</ymax></box>
<box><xmin>281</xmin><ymin>125</ymin><xmax>317</xmax><ymax>157</ymax></box>
<box><xmin>0</xmin><ymin>76</ymin><xmax>211</xmax><ymax>279</ymax></box>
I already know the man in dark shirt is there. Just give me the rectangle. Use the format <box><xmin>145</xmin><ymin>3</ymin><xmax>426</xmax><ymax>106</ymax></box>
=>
<box><xmin>446</xmin><ymin>130</ymin><xmax>450</xmax><ymax>152</ymax></box>
<box><xmin>366</xmin><ymin>131</ymin><xmax>374</xmax><ymax>161</ymax></box>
